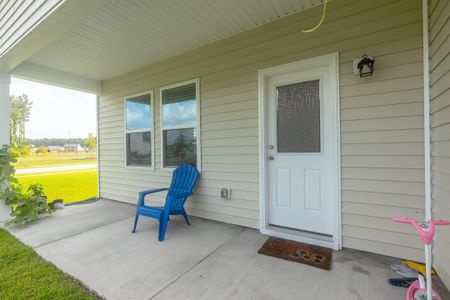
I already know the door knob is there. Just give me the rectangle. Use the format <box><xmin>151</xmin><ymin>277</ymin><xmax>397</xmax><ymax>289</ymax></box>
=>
<box><xmin>269</xmin><ymin>145</ymin><xmax>275</xmax><ymax>150</ymax></box>
<box><xmin>268</xmin><ymin>156</ymin><xmax>275</xmax><ymax>160</ymax></box>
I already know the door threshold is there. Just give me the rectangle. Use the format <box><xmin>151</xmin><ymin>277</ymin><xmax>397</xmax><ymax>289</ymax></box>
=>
<box><xmin>269</xmin><ymin>224</ymin><xmax>333</xmax><ymax>238</ymax></box>
<box><xmin>263</xmin><ymin>224</ymin><xmax>338</xmax><ymax>250</ymax></box>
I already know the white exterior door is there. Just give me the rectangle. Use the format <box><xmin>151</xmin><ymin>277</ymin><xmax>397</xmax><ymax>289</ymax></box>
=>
<box><xmin>265</xmin><ymin>56</ymin><xmax>339</xmax><ymax>238</ymax></box>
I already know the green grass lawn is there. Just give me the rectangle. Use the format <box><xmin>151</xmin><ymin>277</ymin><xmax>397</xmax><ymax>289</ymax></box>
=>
<box><xmin>14</xmin><ymin>152</ymin><xmax>96</xmax><ymax>169</ymax></box>
<box><xmin>17</xmin><ymin>170</ymin><xmax>98</xmax><ymax>204</ymax></box>
<box><xmin>0</xmin><ymin>229</ymin><xmax>101</xmax><ymax>300</ymax></box>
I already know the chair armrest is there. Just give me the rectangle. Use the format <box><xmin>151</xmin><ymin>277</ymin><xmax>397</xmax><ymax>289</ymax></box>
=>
<box><xmin>138</xmin><ymin>188</ymin><xmax>168</xmax><ymax>206</ymax></box>
<box><xmin>139</xmin><ymin>188</ymin><xmax>168</xmax><ymax>197</ymax></box>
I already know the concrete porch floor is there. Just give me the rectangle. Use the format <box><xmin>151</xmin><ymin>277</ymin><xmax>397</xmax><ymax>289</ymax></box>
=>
<box><xmin>7</xmin><ymin>199</ymin><xmax>447</xmax><ymax>300</ymax></box>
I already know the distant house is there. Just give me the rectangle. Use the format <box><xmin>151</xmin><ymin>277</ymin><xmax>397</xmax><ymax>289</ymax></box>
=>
<box><xmin>47</xmin><ymin>146</ymin><xmax>64</xmax><ymax>152</ymax></box>
<box><xmin>63</xmin><ymin>144</ymin><xmax>83</xmax><ymax>152</ymax></box>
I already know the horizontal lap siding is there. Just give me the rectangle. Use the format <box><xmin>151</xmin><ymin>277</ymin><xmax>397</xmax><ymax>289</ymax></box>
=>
<box><xmin>430</xmin><ymin>0</ymin><xmax>450</xmax><ymax>289</ymax></box>
<box><xmin>99</xmin><ymin>0</ymin><xmax>424</xmax><ymax>259</ymax></box>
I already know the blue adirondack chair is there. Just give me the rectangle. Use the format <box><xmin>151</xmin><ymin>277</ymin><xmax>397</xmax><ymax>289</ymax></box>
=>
<box><xmin>131</xmin><ymin>164</ymin><xmax>200</xmax><ymax>241</ymax></box>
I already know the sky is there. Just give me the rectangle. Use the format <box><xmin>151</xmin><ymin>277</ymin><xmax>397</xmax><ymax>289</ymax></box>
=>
<box><xmin>126</xmin><ymin>95</ymin><xmax>151</xmax><ymax>130</ymax></box>
<box><xmin>10</xmin><ymin>77</ymin><xmax>97</xmax><ymax>139</ymax></box>
<box><xmin>125</xmin><ymin>93</ymin><xmax>196</xmax><ymax>130</ymax></box>
<box><xmin>162</xmin><ymin>100</ymin><xmax>196</xmax><ymax>127</ymax></box>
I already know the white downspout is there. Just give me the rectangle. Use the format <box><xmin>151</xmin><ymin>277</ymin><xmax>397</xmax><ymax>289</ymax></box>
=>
<box><xmin>422</xmin><ymin>1</ymin><xmax>433</xmax><ymax>300</ymax></box>
<box><xmin>423</xmin><ymin>0</ymin><xmax>431</xmax><ymax>222</ymax></box>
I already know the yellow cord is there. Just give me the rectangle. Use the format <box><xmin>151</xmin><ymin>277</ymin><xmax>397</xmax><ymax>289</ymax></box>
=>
<box><xmin>302</xmin><ymin>0</ymin><xmax>328</xmax><ymax>33</ymax></box>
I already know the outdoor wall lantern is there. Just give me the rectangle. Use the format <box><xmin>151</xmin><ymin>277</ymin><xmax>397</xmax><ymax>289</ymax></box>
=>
<box><xmin>354</xmin><ymin>55</ymin><xmax>375</xmax><ymax>77</ymax></box>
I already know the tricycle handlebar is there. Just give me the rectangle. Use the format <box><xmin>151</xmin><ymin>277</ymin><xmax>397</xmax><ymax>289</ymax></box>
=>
<box><xmin>431</xmin><ymin>220</ymin><xmax>450</xmax><ymax>226</ymax></box>
<box><xmin>393</xmin><ymin>218</ymin><xmax>415</xmax><ymax>224</ymax></box>
<box><xmin>393</xmin><ymin>218</ymin><xmax>450</xmax><ymax>245</ymax></box>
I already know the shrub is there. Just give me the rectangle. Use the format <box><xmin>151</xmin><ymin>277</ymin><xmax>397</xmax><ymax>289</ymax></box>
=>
<box><xmin>35</xmin><ymin>145</ymin><xmax>48</xmax><ymax>154</ymax></box>
<box><xmin>0</xmin><ymin>145</ymin><xmax>50</xmax><ymax>225</ymax></box>
<box><xmin>9</xmin><ymin>147</ymin><xmax>21</xmax><ymax>158</ymax></box>
<box><xmin>20</xmin><ymin>146</ymin><xmax>31</xmax><ymax>156</ymax></box>
<box><xmin>8</xmin><ymin>183</ymin><xmax>49</xmax><ymax>225</ymax></box>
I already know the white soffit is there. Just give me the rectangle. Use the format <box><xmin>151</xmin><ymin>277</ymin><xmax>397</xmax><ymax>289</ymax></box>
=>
<box><xmin>25</xmin><ymin>0</ymin><xmax>326</xmax><ymax>81</ymax></box>
<box><xmin>0</xmin><ymin>0</ymin><xmax>64</xmax><ymax>58</ymax></box>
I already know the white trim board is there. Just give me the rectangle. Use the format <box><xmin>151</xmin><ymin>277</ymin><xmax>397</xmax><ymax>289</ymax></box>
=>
<box><xmin>123</xmin><ymin>90</ymin><xmax>155</xmax><ymax>171</ymax></box>
<box><xmin>258</xmin><ymin>53</ymin><xmax>341</xmax><ymax>250</ymax></box>
<box><xmin>96</xmin><ymin>94</ymin><xmax>101</xmax><ymax>199</ymax></box>
<box><xmin>12</xmin><ymin>62</ymin><xmax>101</xmax><ymax>94</ymax></box>
<box><xmin>159</xmin><ymin>78</ymin><xmax>201</xmax><ymax>173</ymax></box>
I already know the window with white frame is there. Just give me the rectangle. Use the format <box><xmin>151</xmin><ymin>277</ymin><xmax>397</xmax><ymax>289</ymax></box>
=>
<box><xmin>161</xmin><ymin>80</ymin><xmax>199</xmax><ymax>169</ymax></box>
<box><xmin>124</xmin><ymin>91</ymin><xmax>153</xmax><ymax>168</ymax></box>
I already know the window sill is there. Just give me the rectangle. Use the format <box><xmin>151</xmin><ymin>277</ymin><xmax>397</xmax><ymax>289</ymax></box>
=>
<box><xmin>162</xmin><ymin>166</ymin><xmax>201</xmax><ymax>173</ymax></box>
<box><xmin>125</xmin><ymin>165</ymin><xmax>155</xmax><ymax>171</ymax></box>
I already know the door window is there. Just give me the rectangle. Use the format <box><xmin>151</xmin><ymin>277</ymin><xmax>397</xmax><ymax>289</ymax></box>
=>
<box><xmin>276</xmin><ymin>79</ymin><xmax>321</xmax><ymax>153</ymax></box>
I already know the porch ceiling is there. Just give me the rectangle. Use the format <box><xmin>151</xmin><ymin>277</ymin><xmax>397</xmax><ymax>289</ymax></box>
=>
<box><xmin>17</xmin><ymin>0</ymin><xmax>325</xmax><ymax>82</ymax></box>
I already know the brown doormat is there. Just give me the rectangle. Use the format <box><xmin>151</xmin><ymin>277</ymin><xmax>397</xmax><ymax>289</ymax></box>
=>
<box><xmin>258</xmin><ymin>237</ymin><xmax>332</xmax><ymax>270</ymax></box>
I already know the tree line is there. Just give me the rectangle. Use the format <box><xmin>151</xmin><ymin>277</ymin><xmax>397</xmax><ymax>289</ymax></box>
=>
<box><xmin>25</xmin><ymin>138</ymin><xmax>85</xmax><ymax>147</ymax></box>
<box><xmin>9</xmin><ymin>93</ymin><xmax>97</xmax><ymax>153</ymax></box>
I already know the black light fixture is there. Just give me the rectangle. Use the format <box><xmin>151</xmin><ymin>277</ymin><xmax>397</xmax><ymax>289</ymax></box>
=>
<box><xmin>357</xmin><ymin>55</ymin><xmax>375</xmax><ymax>77</ymax></box>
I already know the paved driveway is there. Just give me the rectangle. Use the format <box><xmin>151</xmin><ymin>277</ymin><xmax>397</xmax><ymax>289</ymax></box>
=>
<box><xmin>15</xmin><ymin>163</ymin><xmax>97</xmax><ymax>174</ymax></box>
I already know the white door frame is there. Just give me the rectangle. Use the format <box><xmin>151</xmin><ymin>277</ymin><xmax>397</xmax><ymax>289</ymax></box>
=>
<box><xmin>258</xmin><ymin>53</ymin><xmax>341</xmax><ymax>250</ymax></box>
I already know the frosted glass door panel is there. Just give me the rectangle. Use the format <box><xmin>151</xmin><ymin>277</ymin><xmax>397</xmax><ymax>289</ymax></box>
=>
<box><xmin>276</xmin><ymin>80</ymin><xmax>321</xmax><ymax>153</ymax></box>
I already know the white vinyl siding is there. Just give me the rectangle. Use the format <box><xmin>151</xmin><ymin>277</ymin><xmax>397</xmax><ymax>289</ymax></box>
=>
<box><xmin>430</xmin><ymin>0</ymin><xmax>450</xmax><ymax>289</ymax></box>
<box><xmin>99</xmin><ymin>0</ymin><xmax>425</xmax><ymax>260</ymax></box>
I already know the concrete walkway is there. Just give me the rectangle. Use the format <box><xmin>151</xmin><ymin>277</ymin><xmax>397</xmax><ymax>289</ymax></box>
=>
<box><xmin>15</xmin><ymin>163</ymin><xmax>97</xmax><ymax>174</ymax></box>
<box><xmin>7</xmin><ymin>199</ymin><xmax>439</xmax><ymax>300</ymax></box>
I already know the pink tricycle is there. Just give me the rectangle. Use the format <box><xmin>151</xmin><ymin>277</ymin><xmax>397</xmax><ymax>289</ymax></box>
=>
<box><xmin>393</xmin><ymin>218</ymin><xmax>450</xmax><ymax>300</ymax></box>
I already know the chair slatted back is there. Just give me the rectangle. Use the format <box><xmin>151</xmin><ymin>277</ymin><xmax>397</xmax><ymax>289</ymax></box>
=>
<box><xmin>166</xmin><ymin>164</ymin><xmax>199</xmax><ymax>211</ymax></box>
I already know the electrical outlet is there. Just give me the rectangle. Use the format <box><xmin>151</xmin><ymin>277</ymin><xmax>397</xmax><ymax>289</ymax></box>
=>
<box><xmin>221</xmin><ymin>188</ymin><xmax>232</xmax><ymax>199</ymax></box>
<box><xmin>220</xmin><ymin>188</ymin><xmax>228</xmax><ymax>199</ymax></box>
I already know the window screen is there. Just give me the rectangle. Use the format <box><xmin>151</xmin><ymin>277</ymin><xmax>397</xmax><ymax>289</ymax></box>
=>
<box><xmin>126</xmin><ymin>132</ymin><xmax>152</xmax><ymax>166</ymax></box>
<box><xmin>163</xmin><ymin>128</ymin><xmax>197</xmax><ymax>167</ymax></box>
